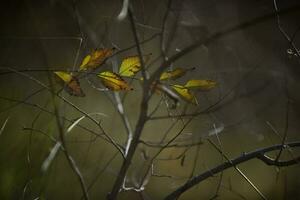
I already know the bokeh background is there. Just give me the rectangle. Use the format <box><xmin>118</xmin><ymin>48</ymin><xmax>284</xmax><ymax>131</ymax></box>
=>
<box><xmin>0</xmin><ymin>0</ymin><xmax>300</xmax><ymax>199</ymax></box>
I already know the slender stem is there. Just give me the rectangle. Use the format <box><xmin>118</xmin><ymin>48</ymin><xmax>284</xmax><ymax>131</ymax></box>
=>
<box><xmin>4</xmin><ymin>67</ymin><xmax>125</xmax><ymax>157</ymax></box>
<box><xmin>48</xmin><ymin>74</ymin><xmax>90</xmax><ymax>200</ymax></box>
<box><xmin>207</xmin><ymin>139</ymin><xmax>267</xmax><ymax>200</ymax></box>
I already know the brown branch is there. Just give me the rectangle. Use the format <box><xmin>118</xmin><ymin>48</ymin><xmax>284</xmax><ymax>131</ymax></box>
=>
<box><xmin>107</xmin><ymin>8</ymin><xmax>150</xmax><ymax>200</ymax></box>
<box><xmin>164</xmin><ymin>141</ymin><xmax>300</xmax><ymax>200</ymax></box>
<box><xmin>207</xmin><ymin>139</ymin><xmax>267</xmax><ymax>200</ymax></box>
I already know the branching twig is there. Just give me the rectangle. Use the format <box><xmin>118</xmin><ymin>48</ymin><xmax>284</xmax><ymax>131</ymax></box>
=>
<box><xmin>3</xmin><ymin>67</ymin><xmax>125</xmax><ymax>157</ymax></box>
<box><xmin>0</xmin><ymin>95</ymin><xmax>105</xmax><ymax>139</ymax></box>
<box><xmin>207</xmin><ymin>139</ymin><xmax>267</xmax><ymax>200</ymax></box>
<box><xmin>107</xmin><ymin>7</ymin><xmax>150</xmax><ymax>200</ymax></box>
<box><xmin>164</xmin><ymin>141</ymin><xmax>300</xmax><ymax>200</ymax></box>
<box><xmin>48</xmin><ymin>74</ymin><xmax>89</xmax><ymax>200</ymax></box>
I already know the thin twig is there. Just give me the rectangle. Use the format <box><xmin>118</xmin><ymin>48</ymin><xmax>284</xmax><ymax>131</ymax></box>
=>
<box><xmin>275</xmin><ymin>76</ymin><xmax>290</xmax><ymax>161</ymax></box>
<box><xmin>4</xmin><ymin>67</ymin><xmax>125</xmax><ymax>157</ymax></box>
<box><xmin>207</xmin><ymin>139</ymin><xmax>267</xmax><ymax>200</ymax></box>
<box><xmin>48</xmin><ymin>74</ymin><xmax>90</xmax><ymax>200</ymax></box>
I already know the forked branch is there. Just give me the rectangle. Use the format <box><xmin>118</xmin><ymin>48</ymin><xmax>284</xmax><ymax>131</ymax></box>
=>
<box><xmin>164</xmin><ymin>141</ymin><xmax>300</xmax><ymax>200</ymax></box>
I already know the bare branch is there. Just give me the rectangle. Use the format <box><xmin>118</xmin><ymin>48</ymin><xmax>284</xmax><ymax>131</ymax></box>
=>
<box><xmin>164</xmin><ymin>141</ymin><xmax>300</xmax><ymax>200</ymax></box>
<box><xmin>107</xmin><ymin>7</ymin><xmax>151</xmax><ymax>200</ymax></box>
<box><xmin>207</xmin><ymin>139</ymin><xmax>267</xmax><ymax>200</ymax></box>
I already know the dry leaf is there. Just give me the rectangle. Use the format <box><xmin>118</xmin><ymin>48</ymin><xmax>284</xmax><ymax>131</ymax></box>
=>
<box><xmin>98</xmin><ymin>71</ymin><xmax>132</xmax><ymax>91</ymax></box>
<box><xmin>80</xmin><ymin>48</ymin><xmax>114</xmax><ymax>71</ymax></box>
<box><xmin>119</xmin><ymin>54</ymin><xmax>151</xmax><ymax>77</ymax></box>
<box><xmin>54</xmin><ymin>71</ymin><xmax>85</xmax><ymax>97</ymax></box>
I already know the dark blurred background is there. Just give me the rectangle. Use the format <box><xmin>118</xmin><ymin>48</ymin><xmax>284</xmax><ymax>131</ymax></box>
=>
<box><xmin>0</xmin><ymin>0</ymin><xmax>300</xmax><ymax>199</ymax></box>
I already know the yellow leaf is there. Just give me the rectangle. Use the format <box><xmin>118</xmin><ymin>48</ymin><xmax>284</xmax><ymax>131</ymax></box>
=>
<box><xmin>119</xmin><ymin>54</ymin><xmax>151</xmax><ymax>77</ymax></box>
<box><xmin>54</xmin><ymin>71</ymin><xmax>73</xmax><ymax>83</ymax></box>
<box><xmin>171</xmin><ymin>84</ymin><xmax>198</xmax><ymax>105</ymax></box>
<box><xmin>160</xmin><ymin>68</ymin><xmax>187</xmax><ymax>80</ymax></box>
<box><xmin>80</xmin><ymin>55</ymin><xmax>91</xmax><ymax>69</ymax></box>
<box><xmin>184</xmin><ymin>79</ymin><xmax>217</xmax><ymax>90</ymax></box>
<box><xmin>98</xmin><ymin>71</ymin><xmax>132</xmax><ymax>91</ymax></box>
<box><xmin>54</xmin><ymin>71</ymin><xmax>85</xmax><ymax>97</ymax></box>
<box><xmin>80</xmin><ymin>48</ymin><xmax>114</xmax><ymax>71</ymax></box>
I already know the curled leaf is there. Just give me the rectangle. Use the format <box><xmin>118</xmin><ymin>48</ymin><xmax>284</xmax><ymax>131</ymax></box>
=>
<box><xmin>54</xmin><ymin>71</ymin><xmax>85</xmax><ymax>97</ymax></box>
<box><xmin>184</xmin><ymin>79</ymin><xmax>217</xmax><ymax>90</ymax></box>
<box><xmin>80</xmin><ymin>48</ymin><xmax>114</xmax><ymax>71</ymax></box>
<box><xmin>119</xmin><ymin>54</ymin><xmax>151</xmax><ymax>77</ymax></box>
<box><xmin>98</xmin><ymin>71</ymin><xmax>132</xmax><ymax>91</ymax></box>
<box><xmin>160</xmin><ymin>67</ymin><xmax>195</xmax><ymax>81</ymax></box>
<box><xmin>171</xmin><ymin>84</ymin><xmax>198</xmax><ymax>105</ymax></box>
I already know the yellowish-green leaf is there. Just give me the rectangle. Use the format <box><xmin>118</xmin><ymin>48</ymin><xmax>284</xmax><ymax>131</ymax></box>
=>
<box><xmin>160</xmin><ymin>67</ymin><xmax>195</xmax><ymax>81</ymax></box>
<box><xmin>98</xmin><ymin>71</ymin><xmax>132</xmax><ymax>91</ymax></box>
<box><xmin>54</xmin><ymin>71</ymin><xmax>73</xmax><ymax>83</ymax></box>
<box><xmin>80</xmin><ymin>48</ymin><xmax>114</xmax><ymax>71</ymax></box>
<box><xmin>54</xmin><ymin>71</ymin><xmax>85</xmax><ymax>97</ymax></box>
<box><xmin>184</xmin><ymin>79</ymin><xmax>217</xmax><ymax>90</ymax></box>
<box><xmin>119</xmin><ymin>54</ymin><xmax>151</xmax><ymax>77</ymax></box>
<box><xmin>80</xmin><ymin>55</ymin><xmax>91</xmax><ymax>69</ymax></box>
<box><xmin>171</xmin><ymin>84</ymin><xmax>198</xmax><ymax>105</ymax></box>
